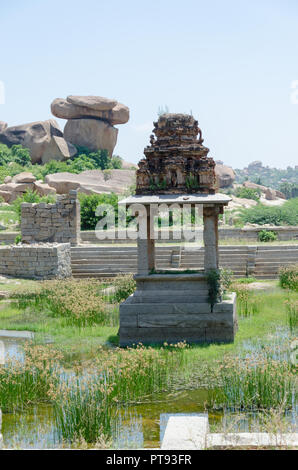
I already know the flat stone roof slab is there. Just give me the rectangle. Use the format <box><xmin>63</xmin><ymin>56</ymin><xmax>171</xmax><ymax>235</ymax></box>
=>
<box><xmin>119</xmin><ymin>193</ymin><xmax>231</xmax><ymax>206</ymax></box>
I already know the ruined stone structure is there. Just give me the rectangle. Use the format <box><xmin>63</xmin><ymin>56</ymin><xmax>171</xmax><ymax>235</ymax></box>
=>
<box><xmin>0</xmin><ymin>243</ymin><xmax>71</xmax><ymax>280</ymax></box>
<box><xmin>21</xmin><ymin>190</ymin><xmax>80</xmax><ymax>245</ymax></box>
<box><xmin>136</xmin><ymin>114</ymin><xmax>216</xmax><ymax>195</ymax></box>
<box><xmin>119</xmin><ymin>113</ymin><xmax>237</xmax><ymax>346</ymax></box>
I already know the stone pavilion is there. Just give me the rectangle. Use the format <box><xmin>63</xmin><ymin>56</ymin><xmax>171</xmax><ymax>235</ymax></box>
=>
<box><xmin>119</xmin><ymin>114</ymin><xmax>237</xmax><ymax>346</ymax></box>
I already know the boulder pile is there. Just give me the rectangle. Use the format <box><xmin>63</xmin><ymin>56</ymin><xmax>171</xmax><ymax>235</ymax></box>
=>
<box><xmin>0</xmin><ymin>172</ymin><xmax>56</xmax><ymax>203</ymax></box>
<box><xmin>51</xmin><ymin>95</ymin><xmax>129</xmax><ymax>156</ymax></box>
<box><xmin>0</xmin><ymin>95</ymin><xmax>130</xmax><ymax>164</ymax></box>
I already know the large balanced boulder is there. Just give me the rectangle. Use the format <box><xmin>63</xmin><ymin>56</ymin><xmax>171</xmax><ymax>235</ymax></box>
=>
<box><xmin>215</xmin><ymin>163</ymin><xmax>235</xmax><ymax>188</ymax></box>
<box><xmin>51</xmin><ymin>95</ymin><xmax>129</xmax><ymax>156</ymax></box>
<box><xmin>0</xmin><ymin>119</ymin><xmax>77</xmax><ymax>164</ymax></box>
<box><xmin>64</xmin><ymin>119</ymin><xmax>118</xmax><ymax>155</ymax></box>
<box><xmin>67</xmin><ymin>95</ymin><xmax>117</xmax><ymax>111</ymax></box>
<box><xmin>51</xmin><ymin>97</ymin><xmax>129</xmax><ymax>125</ymax></box>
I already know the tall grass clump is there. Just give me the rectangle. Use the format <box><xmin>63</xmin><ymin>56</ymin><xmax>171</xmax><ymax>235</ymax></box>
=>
<box><xmin>233</xmin><ymin>284</ymin><xmax>261</xmax><ymax>317</ymax></box>
<box><xmin>285</xmin><ymin>299</ymin><xmax>298</xmax><ymax>332</ymax></box>
<box><xmin>208</xmin><ymin>355</ymin><xmax>297</xmax><ymax>411</ymax></box>
<box><xmin>12</xmin><ymin>279</ymin><xmax>118</xmax><ymax>327</ymax></box>
<box><xmin>0</xmin><ymin>345</ymin><xmax>61</xmax><ymax>412</ymax></box>
<box><xmin>53</xmin><ymin>343</ymin><xmax>189</xmax><ymax>443</ymax></box>
<box><xmin>279</xmin><ymin>265</ymin><xmax>298</xmax><ymax>292</ymax></box>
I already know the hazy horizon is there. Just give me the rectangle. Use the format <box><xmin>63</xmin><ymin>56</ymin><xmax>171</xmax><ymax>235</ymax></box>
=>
<box><xmin>1</xmin><ymin>0</ymin><xmax>298</xmax><ymax>169</ymax></box>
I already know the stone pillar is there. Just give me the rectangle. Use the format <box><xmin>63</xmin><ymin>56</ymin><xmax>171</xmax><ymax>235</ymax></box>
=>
<box><xmin>69</xmin><ymin>190</ymin><xmax>81</xmax><ymax>246</ymax></box>
<box><xmin>137</xmin><ymin>205</ymin><xmax>155</xmax><ymax>275</ymax></box>
<box><xmin>203</xmin><ymin>205</ymin><xmax>220</xmax><ymax>272</ymax></box>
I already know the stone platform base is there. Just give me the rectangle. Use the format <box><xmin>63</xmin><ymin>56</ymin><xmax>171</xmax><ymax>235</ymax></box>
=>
<box><xmin>119</xmin><ymin>273</ymin><xmax>237</xmax><ymax>346</ymax></box>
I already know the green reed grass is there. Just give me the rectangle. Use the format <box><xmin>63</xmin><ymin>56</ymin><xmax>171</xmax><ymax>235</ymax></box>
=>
<box><xmin>233</xmin><ymin>285</ymin><xmax>261</xmax><ymax>317</ymax></box>
<box><xmin>285</xmin><ymin>299</ymin><xmax>298</xmax><ymax>332</ymax></box>
<box><xmin>53</xmin><ymin>343</ymin><xmax>189</xmax><ymax>443</ymax></box>
<box><xmin>207</xmin><ymin>355</ymin><xmax>297</xmax><ymax>411</ymax></box>
<box><xmin>0</xmin><ymin>345</ymin><xmax>61</xmax><ymax>412</ymax></box>
<box><xmin>11</xmin><ymin>279</ymin><xmax>118</xmax><ymax>328</ymax></box>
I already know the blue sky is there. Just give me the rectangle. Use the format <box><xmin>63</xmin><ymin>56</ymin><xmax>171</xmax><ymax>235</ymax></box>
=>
<box><xmin>1</xmin><ymin>0</ymin><xmax>298</xmax><ymax>168</ymax></box>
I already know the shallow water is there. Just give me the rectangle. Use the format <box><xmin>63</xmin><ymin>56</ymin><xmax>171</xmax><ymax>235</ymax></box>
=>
<box><xmin>1</xmin><ymin>328</ymin><xmax>297</xmax><ymax>449</ymax></box>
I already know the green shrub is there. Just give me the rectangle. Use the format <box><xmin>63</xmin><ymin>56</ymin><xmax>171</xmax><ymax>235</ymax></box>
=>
<box><xmin>14</xmin><ymin>234</ymin><xmax>22</xmax><ymax>244</ymax></box>
<box><xmin>0</xmin><ymin>143</ymin><xmax>125</xmax><ymax>183</ymax></box>
<box><xmin>279</xmin><ymin>265</ymin><xmax>298</xmax><ymax>292</ymax></box>
<box><xmin>240</xmin><ymin>198</ymin><xmax>298</xmax><ymax>226</ymax></box>
<box><xmin>0</xmin><ymin>144</ymin><xmax>31</xmax><ymax>167</ymax></box>
<box><xmin>258</xmin><ymin>229</ymin><xmax>277</xmax><ymax>242</ymax></box>
<box><xmin>112</xmin><ymin>274</ymin><xmax>136</xmax><ymax>303</ymax></box>
<box><xmin>220</xmin><ymin>268</ymin><xmax>233</xmax><ymax>292</ymax></box>
<box><xmin>111</xmin><ymin>155</ymin><xmax>123</xmax><ymax>169</ymax></box>
<box><xmin>79</xmin><ymin>192</ymin><xmax>119</xmax><ymax>231</ymax></box>
<box><xmin>234</xmin><ymin>187</ymin><xmax>260</xmax><ymax>201</ymax></box>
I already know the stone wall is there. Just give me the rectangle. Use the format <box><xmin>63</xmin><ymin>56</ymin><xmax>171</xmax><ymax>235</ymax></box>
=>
<box><xmin>21</xmin><ymin>190</ymin><xmax>80</xmax><ymax>245</ymax></box>
<box><xmin>0</xmin><ymin>243</ymin><xmax>71</xmax><ymax>280</ymax></box>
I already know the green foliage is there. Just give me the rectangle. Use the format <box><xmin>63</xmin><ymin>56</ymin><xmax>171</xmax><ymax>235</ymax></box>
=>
<box><xmin>220</xmin><ymin>268</ymin><xmax>233</xmax><ymax>292</ymax></box>
<box><xmin>0</xmin><ymin>144</ymin><xmax>31</xmax><ymax>167</ymax></box>
<box><xmin>258</xmin><ymin>229</ymin><xmax>277</xmax><ymax>242</ymax></box>
<box><xmin>79</xmin><ymin>192</ymin><xmax>119</xmax><ymax>231</ymax></box>
<box><xmin>279</xmin><ymin>265</ymin><xmax>298</xmax><ymax>292</ymax></box>
<box><xmin>240</xmin><ymin>198</ymin><xmax>298</xmax><ymax>226</ymax></box>
<box><xmin>207</xmin><ymin>353</ymin><xmax>296</xmax><ymax>410</ymax></box>
<box><xmin>285</xmin><ymin>299</ymin><xmax>298</xmax><ymax>332</ymax></box>
<box><xmin>185</xmin><ymin>174</ymin><xmax>199</xmax><ymax>189</ymax></box>
<box><xmin>0</xmin><ymin>143</ymin><xmax>123</xmax><ymax>184</ymax></box>
<box><xmin>279</xmin><ymin>182</ymin><xmax>298</xmax><ymax>200</ymax></box>
<box><xmin>110</xmin><ymin>155</ymin><xmax>123</xmax><ymax>169</ymax></box>
<box><xmin>233</xmin><ymin>284</ymin><xmax>261</xmax><ymax>317</ymax></box>
<box><xmin>207</xmin><ymin>269</ymin><xmax>222</xmax><ymax>309</ymax></box>
<box><xmin>0</xmin><ymin>345</ymin><xmax>61</xmax><ymax>412</ymax></box>
<box><xmin>234</xmin><ymin>186</ymin><xmax>260</xmax><ymax>201</ymax></box>
<box><xmin>111</xmin><ymin>274</ymin><xmax>136</xmax><ymax>303</ymax></box>
<box><xmin>12</xmin><ymin>189</ymin><xmax>56</xmax><ymax>221</ymax></box>
<box><xmin>14</xmin><ymin>234</ymin><xmax>22</xmax><ymax>244</ymax></box>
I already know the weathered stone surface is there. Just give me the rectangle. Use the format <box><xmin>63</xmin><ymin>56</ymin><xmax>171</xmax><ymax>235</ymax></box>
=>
<box><xmin>0</xmin><ymin>190</ymin><xmax>11</xmax><ymax>203</ymax></box>
<box><xmin>51</xmin><ymin>98</ymin><xmax>104</xmax><ymax>120</ymax></box>
<box><xmin>45</xmin><ymin>169</ymin><xmax>135</xmax><ymax>195</ymax></box>
<box><xmin>4</xmin><ymin>176</ymin><xmax>12</xmax><ymax>183</ymax></box>
<box><xmin>21</xmin><ymin>192</ymin><xmax>81</xmax><ymax>245</ymax></box>
<box><xmin>215</xmin><ymin>163</ymin><xmax>235</xmax><ymax>188</ymax></box>
<box><xmin>40</xmin><ymin>135</ymin><xmax>77</xmax><ymax>164</ymax></box>
<box><xmin>265</xmin><ymin>187</ymin><xmax>276</xmax><ymax>200</ymax></box>
<box><xmin>33</xmin><ymin>181</ymin><xmax>56</xmax><ymax>196</ymax></box>
<box><xmin>64</xmin><ymin>118</ymin><xmax>118</xmax><ymax>155</ymax></box>
<box><xmin>0</xmin><ymin>243</ymin><xmax>72</xmax><ymax>280</ymax></box>
<box><xmin>0</xmin><ymin>119</ymin><xmax>74</xmax><ymax>163</ymax></box>
<box><xmin>12</xmin><ymin>172</ymin><xmax>36</xmax><ymax>183</ymax></box>
<box><xmin>67</xmin><ymin>95</ymin><xmax>117</xmax><ymax>111</ymax></box>
<box><xmin>136</xmin><ymin>113</ymin><xmax>216</xmax><ymax>195</ymax></box>
<box><xmin>108</xmin><ymin>102</ymin><xmax>129</xmax><ymax>125</ymax></box>
<box><xmin>51</xmin><ymin>97</ymin><xmax>129</xmax><ymax>124</ymax></box>
<box><xmin>0</xmin><ymin>121</ymin><xmax>7</xmax><ymax>133</ymax></box>
<box><xmin>243</xmin><ymin>181</ymin><xmax>267</xmax><ymax>192</ymax></box>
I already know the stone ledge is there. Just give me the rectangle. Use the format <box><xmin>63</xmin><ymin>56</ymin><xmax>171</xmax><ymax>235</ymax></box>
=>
<box><xmin>161</xmin><ymin>414</ymin><xmax>298</xmax><ymax>450</ymax></box>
